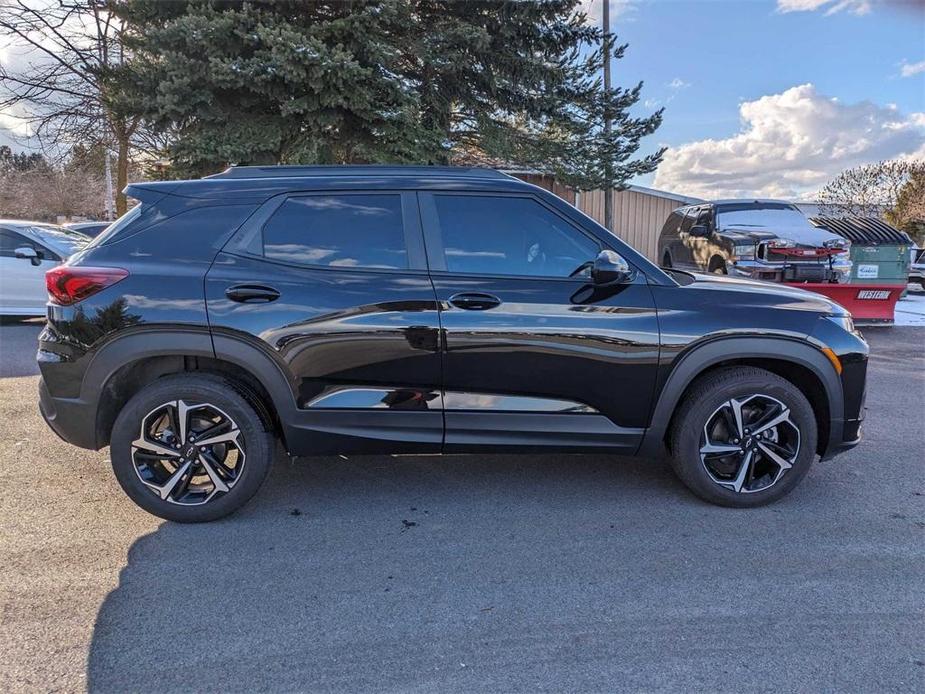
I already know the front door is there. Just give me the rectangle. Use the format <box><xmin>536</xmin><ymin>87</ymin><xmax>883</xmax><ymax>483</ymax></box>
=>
<box><xmin>206</xmin><ymin>191</ymin><xmax>443</xmax><ymax>453</ymax></box>
<box><xmin>0</xmin><ymin>228</ymin><xmax>58</xmax><ymax>313</ymax></box>
<box><xmin>418</xmin><ymin>192</ymin><xmax>660</xmax><ymax>453</ymax></box>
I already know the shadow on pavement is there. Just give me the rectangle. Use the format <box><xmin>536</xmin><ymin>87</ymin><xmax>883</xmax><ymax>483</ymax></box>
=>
<box><xmin>86</xmin><ymin>452</ymin><xmax>686</xmax><ymax>692</ymax></box>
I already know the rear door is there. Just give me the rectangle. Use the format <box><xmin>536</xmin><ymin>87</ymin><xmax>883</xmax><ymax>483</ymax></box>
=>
<box><xmin>676</xmin><ymin>207</ymin><xmax>698</xmax><ymax>268</ymax></box>
<box><xmin>206</xmin><ymin>191</ymin><xmax>443</xmax><ymax>454</ymax></box>
<box><xmin>419</xmin><ymin>192</ymin><xmax>660</xmax><ymax>453</ymax></box>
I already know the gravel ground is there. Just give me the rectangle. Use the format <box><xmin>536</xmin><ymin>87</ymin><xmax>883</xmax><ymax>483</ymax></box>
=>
<box><xmin>0</xmin><ymin>323</ymin><xmax>922</xmax><ymax>693</ymax></box>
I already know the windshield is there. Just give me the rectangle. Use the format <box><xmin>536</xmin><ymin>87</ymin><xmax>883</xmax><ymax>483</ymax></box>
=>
<box><xmin>716</xmin><ymin>206</ymin><xmax>811</xmax><ymax>229</ymax></box>
<box><xmin>29</xmin><ymin>225</ymin><xmax>91</xmax><ymax>254</ymax></box>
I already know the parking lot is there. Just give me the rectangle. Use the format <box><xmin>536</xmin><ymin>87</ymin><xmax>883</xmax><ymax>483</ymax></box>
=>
<box><xmin>0</xmin><ymin>319</ymin><xmax>922</xmax><ymax>693</ymax></box>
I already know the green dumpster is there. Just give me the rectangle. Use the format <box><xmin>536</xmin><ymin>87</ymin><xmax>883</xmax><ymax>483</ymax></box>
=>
<box><xmin>811</xmin><ymin>216</ymin><xmax>912</xmax><ymax>286</ymax></box>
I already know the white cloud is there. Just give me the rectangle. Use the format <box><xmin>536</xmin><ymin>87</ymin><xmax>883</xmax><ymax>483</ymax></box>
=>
<box><xmin>777</xmin><ymin>0</ymin><xmax>872</xmax><ymax>14</ymax></box>
<box><xmin>900</xmin><ymin>59</ymin><xmax>925</xmax><ymax>77</ymax></box>
<box><xmin>579</xmin><ymin>0</ymin><xmax>637</xmax><ymax>26</ymax></box>
<box><xmin>653</xmin><ymin>84</ymin><xmax>925</xmax><ymax>199</ymax></box>
<box><xmin>667</xmin><ymin>78</ymin><xmax>691</xmax><ymax>90</ymax></box>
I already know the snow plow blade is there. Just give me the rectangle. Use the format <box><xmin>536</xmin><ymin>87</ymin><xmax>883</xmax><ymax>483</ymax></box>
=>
<box><xmin>785</xmin><ymin>283</ymin><xmax>903</xmax><ymax>326</ymax></box>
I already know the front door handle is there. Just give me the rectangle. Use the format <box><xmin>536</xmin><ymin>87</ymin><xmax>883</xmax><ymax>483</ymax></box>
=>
<box><xmin>225</xmin><ymin>284</ymin><xmax>280</xmax><ymax>303</ymax></box>
<box><xmin>448</xmin><ymin>292</ymin><xmax>502</xmax><ymax>311</ymax></box>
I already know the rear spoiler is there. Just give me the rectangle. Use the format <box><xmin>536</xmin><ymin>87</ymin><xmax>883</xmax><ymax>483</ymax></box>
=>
<box><xmin>124</xmin><ymin>181</ymin><xmax>182</xmax><ymax>204</ymax></box>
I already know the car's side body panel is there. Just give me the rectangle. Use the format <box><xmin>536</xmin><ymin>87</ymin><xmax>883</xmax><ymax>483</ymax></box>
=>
<box><xmin>37</xmin><ymin>168</ymin><xmax>867</xmax><ymax>467</ymax></box>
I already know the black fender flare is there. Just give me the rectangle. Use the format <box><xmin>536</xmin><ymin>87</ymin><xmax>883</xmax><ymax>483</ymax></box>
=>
<box><xmin>82</xmin><ymin>328</ymin><xmax>215</xmax><ymax>405</ymax></box>
<box><xmin>637</xmin><ymin>336</ymin><xmax>843</xmax><ymax>457</ymax></box>
<box><xmin>82</xmin><ymin>328</ymin><xmax>300</xmax><ymax>444</ymax></box>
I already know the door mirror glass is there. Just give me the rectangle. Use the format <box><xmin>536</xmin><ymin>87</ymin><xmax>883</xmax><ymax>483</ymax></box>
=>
<box><xmin>14</xmin><ymin>246</ymin><xmax>38</xmax><ymax>260</ymax></box>
<box><xmin>689</xmin><ymin>224</ymin><xmax>710</xmax><ymax>238</ymax></box>
<box><xmin>591</xmin><ymin>250</ymin><xmax>634</xmax><ymax>286</ymax></box>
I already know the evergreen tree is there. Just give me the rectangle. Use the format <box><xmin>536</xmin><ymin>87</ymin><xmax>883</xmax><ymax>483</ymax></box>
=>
<box><xmin>114</xmin><ymin>0</ymin><xmax>663</xmax><ymax>187</ymax></box>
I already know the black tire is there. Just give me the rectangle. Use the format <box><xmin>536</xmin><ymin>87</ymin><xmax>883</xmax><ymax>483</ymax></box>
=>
<box><xmin>110</xmin><ymin>374</ymin><xmax>275</xmax><ymax>522</ymax></box>
<box><xmin>662</xmin><ymin>252</ymin><xmax>672</xmax><ymax>269</ymax></box>
<box><xmin>668</xmin><ymin>366</ymin><xmax>817</xmax><ymax>508</ymax></box>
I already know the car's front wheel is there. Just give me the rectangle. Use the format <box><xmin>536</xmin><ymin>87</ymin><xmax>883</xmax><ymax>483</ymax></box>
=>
<box><xmin>110</xmin><ymin>374</ymin><xmax>275</xmax><ymax>522</ymax></box>
<box><xmin>668</xmin><ymin>366</ymin><xmax>817</xmax><ymax>507</ymax></box>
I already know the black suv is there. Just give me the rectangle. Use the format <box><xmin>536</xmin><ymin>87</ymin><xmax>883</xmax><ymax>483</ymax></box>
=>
<box><xmin>38</xmin><ymin>166</ymin><xmax>868</xmax><ymax>522</ymax></box>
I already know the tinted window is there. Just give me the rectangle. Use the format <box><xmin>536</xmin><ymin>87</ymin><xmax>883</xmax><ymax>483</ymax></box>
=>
<box><xmin>433</xmin><ymin>195</ymin><xmax>599</xmax><ymax>277</ymax></box>
<box><xmin>679</xmin><ymin>208</ymin><xmax>697</xmax><ymax>232</ymax></box>
<box><xmin>262</xmin><ymin>195</ymin><xmax>407</xmax><ymax>270</ymax></box>
<box><xmin>661</xmin><ymin>211</ymin><xmax>683</xmax><ymax>235</ymax></box>
<box><xmin>0</xmin><ymin>229</ymin><xmax>58</xmax><ymax>260</ymax></box>
<box><xmin>0</xmin><ymin>229</ymin><xmax>28</xmax><ymax>258</ymax></box>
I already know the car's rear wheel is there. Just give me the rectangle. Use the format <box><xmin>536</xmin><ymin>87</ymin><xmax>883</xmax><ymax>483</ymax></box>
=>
<box><xmin>110</xmin><ymin>374</ymin><xmax>274</xmax><ymax>522</ymax></box>
<box><xmin>662</xmin><ymin>251</ymin><xmax>672</xmax><ymax>269</ymax></box>
<box><xmin>668</xmin><ymin>366</ymin><xmax>817</xmax><ymax>507</ymax></box>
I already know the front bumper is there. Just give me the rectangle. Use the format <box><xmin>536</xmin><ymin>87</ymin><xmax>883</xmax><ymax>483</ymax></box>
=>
<box><xmin>730</xmin><ymin>258</ymin><xmax>852</xmax><ymax>283</ymax></box>
<box><xmin>810</xmin><ymin>316</ymin><xmax>868</xmax><ymax>460</ymax></box>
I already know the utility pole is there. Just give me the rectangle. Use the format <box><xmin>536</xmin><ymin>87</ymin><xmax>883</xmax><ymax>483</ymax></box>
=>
<box><xmin>104</xmin><ymin>147</ymin><xmax>115</xmax><ymax>221</ymax></box>
<box><xmin>602</xmin><ymin>0</ymin><xmax>614</xmax><ymax>232</ymax></box>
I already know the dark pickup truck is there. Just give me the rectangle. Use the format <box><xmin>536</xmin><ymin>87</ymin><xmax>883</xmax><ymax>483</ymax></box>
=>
<box><xmin>658</xmin><ymin>199</ymin><xmax>852</xmax><ymax>283</ymax></box>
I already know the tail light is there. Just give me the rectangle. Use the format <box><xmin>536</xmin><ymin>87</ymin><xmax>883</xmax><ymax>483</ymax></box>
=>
<box><xmin>45</xmin><ymin>266</ymin><xmax>129</xmax><ymax>306</ymax></box>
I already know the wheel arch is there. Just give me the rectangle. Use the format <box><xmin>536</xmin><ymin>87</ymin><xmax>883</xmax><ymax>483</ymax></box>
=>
<box><xmin>83</xmin><ymin>330</ymin><xmax>298</xmax><ymax>449</ymax></box>
<box><xmin>639</xmin><ymin>336</ymin><xmax>842</xmax><ymax>458</ymax></box>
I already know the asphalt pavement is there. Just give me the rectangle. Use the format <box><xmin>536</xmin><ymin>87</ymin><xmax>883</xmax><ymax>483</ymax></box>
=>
<box><xmin>0</xmin><ymin>321</ymin><xmax>922</xmax><ymax>693</ymax></box>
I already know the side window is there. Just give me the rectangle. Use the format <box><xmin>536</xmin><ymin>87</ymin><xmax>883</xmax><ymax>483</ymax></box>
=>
<box><xmin>661</xmin><ymin>211</ymin><xmax>683</xmax><ymax>235</ymax></box>
<box><xmin>262</xmin><ymin>194</ymin><xmax>407</xmax><ymax>270</ymax></box>
<box><xmin>0</xmin><ymin>229</ymin><xmax>53</xmax><ymax>259</ymax></box>
<box><xmin>0</xmin><ymin>230</ymin><xmax>25</xmax><ymax>258</ymax></box>
<box><xmin>431</xmin><ymin>195</ymin><xmax>600</xmax><ymax>278</ymax></box>
<box><xmin>679</xmin><ymin>208</ymin><xmax>697</xmax><ymax>233</ymax></box>
<box><xmin>696</xmin><ymin>208</ymin><xmax>713</xmax><ymax>230</ymax></box>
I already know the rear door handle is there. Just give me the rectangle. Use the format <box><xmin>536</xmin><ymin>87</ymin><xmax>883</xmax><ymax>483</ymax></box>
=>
<box><xmin>225</xmin><ymin>284</ymin><xmax>280</xmax><ymax>304</ymax></box>
<box><xmin>448</xmin><ymin>292</ymin><xmax>502</xmax><ymax>310</ymax></box>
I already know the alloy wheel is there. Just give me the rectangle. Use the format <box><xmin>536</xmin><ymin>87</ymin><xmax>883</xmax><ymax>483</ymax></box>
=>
<box><xmin>699</xmin><ymin>393</ymin><xmax>800</xmax><ymax>494</ymax></box>
<box><xmin>131</xmin><ymin>399</ymin><xmax>246</xmax><ymax>505</ymax></box>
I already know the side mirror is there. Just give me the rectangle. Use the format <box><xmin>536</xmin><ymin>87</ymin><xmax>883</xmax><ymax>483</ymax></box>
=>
<box><xmin>14</xmin><ymin>246</ymin><xmax>41</xmax><ymax>265</ymax></box>
<box><xmin>689</xmin><ymin>224</ymin><xmax>710</xmax><ymax>238</ymax></box>
<box><xmin>591</xmin><ymin>250</ymin><xmax>634</xmax><ymax>286</ymax></box>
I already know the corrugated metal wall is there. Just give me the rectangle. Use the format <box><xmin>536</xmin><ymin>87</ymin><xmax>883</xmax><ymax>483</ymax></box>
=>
<box><xmin>576</xmin><ymin>188</ymin><xmax>681</xmax><ymax>262</ymax></box>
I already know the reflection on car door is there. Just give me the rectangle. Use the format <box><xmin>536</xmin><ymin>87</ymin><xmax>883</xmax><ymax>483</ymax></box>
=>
<box><xmin>206</xmin><ymin>192</ymin><xmax>443</xmax><ymax>454</ymax></box>
<box><xmin>419</xmin><ymin>192</ymin><xmax>660</xmax><ymax>453</ymax></box>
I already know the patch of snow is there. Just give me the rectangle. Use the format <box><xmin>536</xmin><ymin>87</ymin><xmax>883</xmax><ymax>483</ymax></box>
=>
<box><xmin>893</xmin><ymin>288</ymin><xmax>925</xmax><ymax>327</ymax></box>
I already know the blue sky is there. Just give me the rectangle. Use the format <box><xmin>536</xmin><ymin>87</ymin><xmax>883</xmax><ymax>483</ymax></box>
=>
<box><xmin>2</xmin><ymin>0</ymin><xmax>922</xmax><ymax>200</ymax></box>
<box><xmin>590</xmin><ymin>0</ymin><xmax>925</xmax><ymax>197</ymax></box>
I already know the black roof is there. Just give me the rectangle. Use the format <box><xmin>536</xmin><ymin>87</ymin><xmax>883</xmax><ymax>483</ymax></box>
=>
<box><xmin>206</xmin><ymin>165</ymin><xmax>512</xmax><ymax>180</ymax></box>
<box><xmin>127</xmin><ymin>165</ymin><xmax>530</xmax><ymax>201</ymax></box>
<box><xmin>810</xmin><ymin>216</ymin><xmax>912</xmax><ymax>245</ymax></box>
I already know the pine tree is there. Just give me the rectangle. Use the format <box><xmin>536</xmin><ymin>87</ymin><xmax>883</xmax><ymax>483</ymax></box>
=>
<box><xmin>114</xmin><ymin>0</ymin><xmax>663</xmax><ymax>187</ymax></box>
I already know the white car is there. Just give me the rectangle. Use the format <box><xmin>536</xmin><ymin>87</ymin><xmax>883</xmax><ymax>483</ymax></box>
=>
<box><xmin>0</xmin><ymin>220</ymin><xmax>91</xmax><ymax>316</ymax></box>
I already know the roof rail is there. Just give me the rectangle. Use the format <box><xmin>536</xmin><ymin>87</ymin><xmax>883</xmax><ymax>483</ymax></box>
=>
<box><xmin>206</xmin><ymin>165</ymin><xmax>513</xmax><ymax>180</ymax></box>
